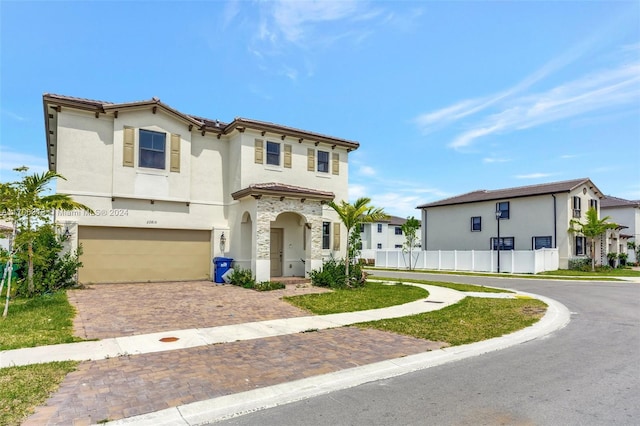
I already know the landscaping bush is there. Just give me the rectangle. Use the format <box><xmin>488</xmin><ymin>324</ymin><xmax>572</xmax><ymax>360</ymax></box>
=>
<box><xmin>568</xmin><ymin>258</ymin><xmax>591</xmax><ymax>272</ymax></box>
<box><xmin>309</xmin><ymin>257</ymin><xmax>366</xmax><ymax>289</ymax></box>
<box><xmin>254</xmin><ymin>281</ymin><xmax>285</xmax><ymax>291</ymax></box>
<box><xmin>228</xmin><ymin>267</ymin><xmax>256</xmax><ymax>289</ymax></box>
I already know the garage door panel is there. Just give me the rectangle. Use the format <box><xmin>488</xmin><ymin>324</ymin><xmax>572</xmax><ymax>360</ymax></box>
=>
<box><xmin>78</xmin><ymin>227</ymin><xmax>211</xmax><ymax>283</ymax></box>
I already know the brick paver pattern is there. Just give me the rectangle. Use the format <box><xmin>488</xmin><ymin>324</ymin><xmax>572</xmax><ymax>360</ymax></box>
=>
<box><xmin>25</xmin><ymin>281</ymin><xmax>447</xmax><ymax>425</ymax></box>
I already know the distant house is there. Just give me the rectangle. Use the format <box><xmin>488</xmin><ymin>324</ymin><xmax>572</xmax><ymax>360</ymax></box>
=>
<box><xmin>601</xmin><ymin>196</ymin><xmax>640</xmax><ymax>263</ymax></box>
<box><xmin>359</xmin><ymin>215</ymin><xmax>421</xmax><ymax>250</ymax></box>
<box><xmin>43</xmin><ymin>94</ymin><xmax>358</xmax><ymax>283</ymax></box>
<box><xmin>417</xmin><ymin>178</ymin><xmax>623</xmax><ymax>269</ymax></box>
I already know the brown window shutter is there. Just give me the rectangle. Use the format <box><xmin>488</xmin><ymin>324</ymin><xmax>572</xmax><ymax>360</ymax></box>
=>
<box><xmin>307</xmin><ymin>148</ymin><xmax>315</xmax><ymax>171</ymax></box>
<box><xmin>284</xmin><ymin>144</ymin><xmax>292</xmax><ymax>168</ymax></box>
<box><xmin>123</xmin><ymin>127</ymin><xmax>134</xmax><ymax>167</ymax></box>
<box><xmin>332</xmin><ymin>152</ymin><xmax>339</xmax><ymax>175</ymax></box>
<box><xmin>170</xmin><ymin>134</ymin><xmax>181</xmax><ymax>172</ymax></box>
<box><xmin>333</xmin><ymin>223</ymin><xmax>341</xmax><ymax>251</ymax></box>
<box><xmin>255</xmin><ymin>139</ymin><xmax>264</xmax><ymax>164</ymax></box>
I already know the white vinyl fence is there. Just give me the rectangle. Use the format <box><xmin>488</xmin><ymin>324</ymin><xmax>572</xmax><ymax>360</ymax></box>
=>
<box><xmin>360</xmin><ymin>248</ymin><xmax>559</xmax><ymax>274</ymax></box>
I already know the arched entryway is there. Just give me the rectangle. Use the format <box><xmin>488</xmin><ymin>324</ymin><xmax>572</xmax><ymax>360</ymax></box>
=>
<box><xmin>270</xmin><ymin>212</ymin><xmax>307</xmax><ymax>278</ymax></box>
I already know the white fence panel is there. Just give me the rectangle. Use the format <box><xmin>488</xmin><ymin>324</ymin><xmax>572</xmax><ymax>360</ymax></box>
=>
<box><xmin>367</xmin><ymin>248</ymin><xmax>558</xmax><ymax>274</ymax></box>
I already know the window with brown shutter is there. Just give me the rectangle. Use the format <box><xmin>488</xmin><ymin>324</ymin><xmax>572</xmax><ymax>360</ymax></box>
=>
<box><xmin>255</xmin><ymin>139</ymin><xmax>264</xmax><ymax>164</ymax></box>
<box><xmin>123</xmin><ymin>127</ymin><xmax>134</xmax><ymax>167</ymax></box>
<box><xmin>170</xmin><ymin>134</ymin><xmax>180</xmax><ymax>172</ymax></box>
<box><xmin>307</xmin><ymin>148</ymin><xmax>315</xmax><ymax>171</ymax></box>
<box><xmin>332</xmin><ymin>152</ymin><xmax>339</xmax><ymax>175</ymax></box>
<box><xmin>284</xmin><ymin>144</ymin><xmax>292</xmax><ymax>168</ymax></box>
<box><xmin>333</xmin><ymin>223</ymin><xmax>341</xmax><ymax>251</ymax></box>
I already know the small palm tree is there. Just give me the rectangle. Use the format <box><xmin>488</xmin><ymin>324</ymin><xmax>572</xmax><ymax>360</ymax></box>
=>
<box><xmin>329</xmin><ymin>197</ymin><xmax>388</xmax><ymax>280</ymax></box>
<box><xmin>568</xmin><ymin>207</ymin><xmax>618</xmax><ymax>272</ymax></box>
<box><xmin>1</xmin><ymin>168</ymin><xmax>93</xmax><ymax>300</ymax></box>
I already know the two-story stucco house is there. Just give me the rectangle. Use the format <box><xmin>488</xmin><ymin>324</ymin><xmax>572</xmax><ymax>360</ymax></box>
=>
<box><xmin>601</xmin><ymin>195</ymin><xmax>640</xmax><ymax>263</ymax></box>
<box><xmin>43</xmin><ymin>94</ymin><xmax>358</xmax><ymax>284</ymax></box>
<box><xmin>360</xmin><ymin>216</ymin><xmax>421</xmax><ymax>250</ymax></box>
<box><xmin>417</xmin><ymin>178</ymin><xmax>617</xmax><ymax>269</ymax></box>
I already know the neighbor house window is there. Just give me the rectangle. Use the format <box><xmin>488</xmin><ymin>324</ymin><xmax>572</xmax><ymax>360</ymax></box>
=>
<box><xmin>573</xmin><ymin>196</ymin><xmax>581</xmax><ymax>218</ymax></box>
<box><xmin>395</xmin><ymin>227</ymin><xmax>402</xmax><ymax>235</ymax></box>
<box><xmin>317</xmin><ymin>150</ymin><xmax>329</xmax><ymax>173</ymax></box>
<box><xmin>496</xmin><ymin>202</ymin><xmax>510</xmax><ymax>219</ymax></box>
<box><xmin>589</xmin><ymin>199</ymin><xmax>598</xmax><ymax>210</ymax></box>
<box><xmin>139</xmin><ymin>129</ymin><xmax>166</xmax><ymax>169</ymax></box>
<box><xmin>576</xmin><ymin>236</ymin><xmax>586</xmax><ymax>255</ymax></box>
<box><xmin>322</xmin><ymin>222</ymin><xmax>330</xmax><ymax>249</ymax></box>
<box><xmin>377</xmin><ymin>243</ymin><xmax>382</xmax><ymax>249</ymax></box>
<box><xmin>395</xmin><ymin>244</ymin><xmax>402</xmax><ymax>248</ymax></box>
<box><xmin>491</xmin><ymin>237</ymin><xmax>514</xmax><ymax>250</ymax></box>
<box><xmin>533</xmin><ymin>236</ymin><xmax>553</xmax><ymax>249</ymax></box>
<box><xmin>266</xmin><ymin>141</ymin><xmax>280</xmax><ymax>166</ymax></box>
<box><xmin>377</xmin><ymin>224</ymin><xmax>382</xmax><ymax>233</ymax></box>
<box><xmin>359</xmin><ymin>224</ymin><xmax>365</xmax><ymax>233</ymax></box>
<box><xmin>471</xmin><ymin>216</ymin><xmax>482</xmax><ymax>232</ymax></box>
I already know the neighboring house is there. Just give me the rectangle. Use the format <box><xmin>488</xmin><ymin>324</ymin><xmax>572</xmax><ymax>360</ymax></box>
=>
<box><xmin>43</xmin><ymin>94</ymin><xmax>358</xmax><ymax>283</ymax></box>
<box><xmin>0</xmin><ymin>221</ymin><xmax>12</xmax><ymax>252</ymax></box>
<box><xmin>601</xmin><ymin>195</ymin><xmax>640</xmax><ymax>263</ymax></box>
<box><xmin>417</xmin><ymin>178</ymin><xmax>622</xmax><ymax>269</ymax></box>
<box><xmin>360</xmin><ymin>215</ymin><xmax>421</xmax><ymax>250</ymax></box>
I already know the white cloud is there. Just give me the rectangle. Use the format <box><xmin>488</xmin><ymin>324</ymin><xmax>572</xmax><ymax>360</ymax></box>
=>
<box><xmin>359</xmin><ymin>165</ymin><xmax>376</xmax><ymax>176</ymax></box>
<box><xmin>0</xmin><ymin>147</ymin><xmax>48</xmax><ymax>183</ymax></box>
<box><xmin>483</xmin><ymin>157</ymin><xmax>511</xmax><ymax>164</ymax></box>
<box><xmin>514</xmin><ymin>173</ymin><xmax>556</xmax><ymax>179</ymax></box>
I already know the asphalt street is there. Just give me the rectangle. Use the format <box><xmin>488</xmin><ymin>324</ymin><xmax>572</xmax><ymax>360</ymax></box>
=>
<box><xmin>215</xmin><ymin>272</ymin><xmax>640</xmax><ymax>426</ymax></box>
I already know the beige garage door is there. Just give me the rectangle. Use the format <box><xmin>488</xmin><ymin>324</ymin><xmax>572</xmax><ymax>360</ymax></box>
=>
<box><xmin>78</xmin><ymin>227</ymin><xmax>211</xmax><ymax>283</ymax></box>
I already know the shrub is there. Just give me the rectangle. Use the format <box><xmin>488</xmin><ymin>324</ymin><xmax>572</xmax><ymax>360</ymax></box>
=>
<box><xmin>309</xmin><ymin>257</ymin><xmax>366</xmax><ymax>289</ymax></box>
<box><xmin>568</xmin><ymin>258</ymin><xmax>591</xmax><ymax>272</ymax></box>
<box><xmin>228</xmin><ymin>267</ymin><xmax>255</xmax><ymax>289</ymax></box>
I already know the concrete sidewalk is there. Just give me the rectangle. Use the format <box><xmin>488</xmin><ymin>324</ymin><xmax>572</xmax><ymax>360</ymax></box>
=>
<box><xmin>7</xmin><ymin>282</ymin><xmax>570</xmax><ymax>425</ymax></box>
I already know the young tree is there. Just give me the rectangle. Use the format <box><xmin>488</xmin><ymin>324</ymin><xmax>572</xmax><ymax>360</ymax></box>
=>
<box><xmin>568</xmin><ymin>207</ymin><xmax>618</xmax><ymax>272</ymax></box>
<box><xmin>0</xmin><ymin>168</ymin><xmax>93</xmax><ymax>304</ymax></box>
<box><xmin>401</xmin><ymin>216</ymin><xmax>421</xmax><ymax>270</ymax></box>
<box><xmin>329</xmin><ymin>197</ymin><xmax>387</xmax><ymax>281</ymax></box>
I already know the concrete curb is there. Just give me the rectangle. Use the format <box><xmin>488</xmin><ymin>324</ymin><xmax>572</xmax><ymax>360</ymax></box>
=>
<box><xmin>104</xmin><ymin>291</ymin><xmax>571</xmax><ymax>426</ymax></box>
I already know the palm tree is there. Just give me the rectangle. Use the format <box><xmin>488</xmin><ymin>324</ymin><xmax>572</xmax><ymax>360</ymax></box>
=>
<box><xmin>568</xmin><ymin>207</ymin><xmax>618</xmax><ymax>272</ymax></box>
<box><xmin>329</xmin><ymin>197</ymin><xmax>388</xmax><ymax>280</ymax></box>
<box><xmin>2</xmin><ymin>169</ymin><xmax>93</xmax><ymax>298</ymax></box>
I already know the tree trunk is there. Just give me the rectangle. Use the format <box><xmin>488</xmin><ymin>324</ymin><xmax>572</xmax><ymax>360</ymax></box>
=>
<box><xmin>590</xmin><ymin>238</ymin><xmax>596</xmax><ymax>272</ymax></box>
<box><xmin>27</xmin><ymin>241</ymin><xmax>34</xmax><ymax>296</ymax></box>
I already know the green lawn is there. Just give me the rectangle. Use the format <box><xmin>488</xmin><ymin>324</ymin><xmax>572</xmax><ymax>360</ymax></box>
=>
<box><xmin>539</xmin><ymin>268</ymin><xmax>640</xmax><ymax>278</ymax></box>
<box><xmin>357</xmin><ymin>297</ymin><xmax>547</xmax><ymax>345</ymax></box>
<box><xmin>284</xmin><ymin>281</ymin><xmax>428</xmax><ymax>315</ymax></box>
<box><xmin>371</xmin><ymin>277</ymin><xmax>513</xmax><ymax>293</ymax></box>
<box><xmin>0</xmin><ymin>361</ymin><xmax>78</xmax><ymax>426</ymax></box>
<box><xmin>366</xmin><ymin>267</ymin><xmax>628</xmax><ymax>281</ymax></box>
<box><xmin>0</xmin><ymin>292</ymin><xmax>83</xmax><ymax>350</ymax></box>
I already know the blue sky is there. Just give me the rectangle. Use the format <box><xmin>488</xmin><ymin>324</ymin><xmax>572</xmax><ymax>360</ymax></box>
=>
<box><xmin>1</xmin><ymin>0</ymin><xmax>639</xmax><ymax>218</ymax></box>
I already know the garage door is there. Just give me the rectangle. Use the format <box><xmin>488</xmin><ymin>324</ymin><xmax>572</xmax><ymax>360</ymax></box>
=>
<box><xmin>78</xmin><ymin>226</ymin><xmax>211</xmax><ymax>283</ymax></box>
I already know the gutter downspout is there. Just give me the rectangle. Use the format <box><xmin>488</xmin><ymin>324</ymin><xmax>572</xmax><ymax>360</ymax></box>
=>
<box><xmin>552</xmin><ymin>194</ymin><xmax>557</xmax><ymax>248</ymax></box>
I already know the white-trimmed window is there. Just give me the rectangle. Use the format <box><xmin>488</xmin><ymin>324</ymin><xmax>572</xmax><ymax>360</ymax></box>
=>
<box><xmin>317</xmin><ymin>150</ymin><xmax>329</xmax><ymax>173</ymax></box>
<box><xmin>395</xmin><ymin>227</ymin><xmax>402</xmax><ymax>235</ymax></box>
<box><xmin>322</xmin><ymin>222</ymin><xmax>330</xmax><ymax>249</ymax></box>
<box><xmin>266</xmin><ymin>141</ymin><xmax>280</xmax><ymax>166</ymax></box>
<box><xmin>576</xmin><ymin>236</ymin><xmax>586</xmax><ymax>255</ymax></box>
<box><xmin>139</xmin><ymin>129</ymin><xmax>166</xmax><ymax>169</ymax></box>
<box><xmin>377</xmin><ymin>243</ymin><xmax>382</xmax><ymax>249</ymax></box>
<box><xmin>573</xmin><ymin>196</ymin><xmax>582</xmax><ymax>218</ymax></box>
<box><xmin>589</xmin><ymin>199</ymin><xmax>598</xmax><ymax>210</ymax></box>
<box><xmin>377</xmin><ymin>224</ymin><xmax>382</xmax><ymax>233</ymax></box>
<box><xmin>471</xmin><ymin>216</ymin><xmax>481</xmax><ymax>232</ymax></box>
<box><xmin>496</xmin><ymin>202</ymin><xmax>510</xmax><ymax>219</ymax></box>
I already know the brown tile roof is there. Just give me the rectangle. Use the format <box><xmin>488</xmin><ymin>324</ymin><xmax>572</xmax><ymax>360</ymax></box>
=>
<box><xmin>231</xmin><ymin>183</ymin><xmax>335</xmax><ymax>201</ymax></box>
<box><xmin>417</xmin><ymin>178</ymin><xmax>601</xmax><ymax>208</ymax></box>
<box><xmin>386</xmin><ymin>215</ymin><xmax>421</xmax><ymax>226</ymax></box>
<box><xmin>601</xmin><ymin>195</ymin><xmax>640</xmax><ymax>208</ymax></box>
<box><xmin>43</xmin><ymin>93</ymin><xmax>359</xmax><ymax>149</ymax></box>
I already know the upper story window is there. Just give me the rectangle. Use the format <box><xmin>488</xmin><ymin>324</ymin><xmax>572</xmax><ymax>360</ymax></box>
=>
<box><xmin>377</xmin><ymin>224</ymin><xmax>382</xmax><ymax>233</ymax></box>
<box><xmin>395</xmin><ymin>227</ymin><xmax>402</xmax><ymax>235</ymax></box>
<box><xmin>266</xmin><ymin>142</ymin><xmax>280</xmax><ymax>166</ymax></box>
<box><xmin>589</xmin><ymin>199</ymin><xmax>598</xmax><ymax>210</ymax></box>
<box><xmin>359</xmin><ymin>224</ymin><xmax>365</xmax><ymax>233</ymax></box>
<box><xmin>139</xmin><ymin>129</ymin><xmax>166</xmax><ymax>169</ymax></box>
<box><xmin>573</xmin><ymin>196</ymin><xmax>581</xmax><ymax>218</ymax></box>
<box><xmin>377</xmin><ymin>243</ymin><xmax>382</xmax><ymax>249</ymax></box>
<box><xmin>471</xmin><ymin>216</ymin><xmax>481</xmax><ymax>232</ymax></box>
<box><xmin>496</xmin><ymin>202</ymin><xmax>510</xmax><ymax>219</ymax></box>
<box><xmin>317</xmin><ymin>150</ymin><xmax>329</xmax><ymax>173</ymax></box>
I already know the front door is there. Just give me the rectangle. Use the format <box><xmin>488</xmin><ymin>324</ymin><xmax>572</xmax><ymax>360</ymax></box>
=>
<box><xmin>270</xmin><ymin>228</ymin><xmax>283</xmax><ymax>277</ymax></box>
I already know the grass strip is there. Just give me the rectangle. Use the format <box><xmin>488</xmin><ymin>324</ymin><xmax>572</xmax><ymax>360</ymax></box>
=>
<box><xmin>0</xmin><ymin>292</ymin><xmax>83</xmax><ymax>350</ymax></box>
<box><xmin>357</xmin><ymin>297</ymin><xmax>547</xmax><ymax>346</ymax></box>
<box><xmin>365</xmin><ymin>267</ymin><xmax>626</xmax><ymax>281</ymax></box>
<box><xmin>284</xmin><ymin>281</ymin><xmax>428</xmax><ymax>315</ymax></box>
<box><xmin>371</xmin><ymin>277</ymin><xmax>512</xmax><ymax>293</ymax></box>
<box><xmin>0</xmin><ymin>361</ymin><xmax>78</xmax><ymax>425</ymax></box>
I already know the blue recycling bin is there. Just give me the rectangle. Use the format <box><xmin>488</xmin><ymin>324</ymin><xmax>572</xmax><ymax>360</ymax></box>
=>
<box><xmin>213</xmin><ymin>257</ymin><xmax>233</xmax><ymax>283</ymax></box>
